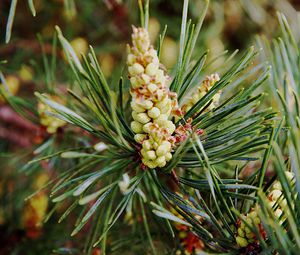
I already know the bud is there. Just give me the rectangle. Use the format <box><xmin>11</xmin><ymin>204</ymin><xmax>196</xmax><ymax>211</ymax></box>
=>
<box><xmin>269</xmin><ymin>189</ymin><xmax>282</xmax><ymax>201</ymax></box>
<box><xmin>148</xmin><ymin>83</ymin><xmax>158</xmax><ymax>93</ymax></box>
<box><xmin>142</xmin><ymin>158</ymin><xmax>157</xmax><ymax>169</ymax></box>
<box><xmin>156</xmin><ymin>141</ymin><xmax>171</xmax><ymax>157</ymax></box>
<box><xmin>148</xmin><ymin>107</ymin><xmax>160</xmax><ymax>119</ymax></box>
<box><xmin>146</xmin><ymin>150</ymin><xmax>156</xmax><ymax>160</ymax></box>
<box><xmin>145</xmin><ymin>63</ymin><xmax>159</xmax><ymax>76</ymax></box>
<box><xmin>142</xmin><ymin>140</ymin><xmax>152</xmax><ymax>150</ymax></box>
<box><xmin>127</xmin><ymin>53</ymin><xmax>136</xmax><ymax>65</ymax></box>
<box><xmin>131</xmin><ymin>102</ymin><xmax>145</xmax><ymax>113</ymax></box>
<box><xmin>236</xmin><ymin>236</ymin><xmax>248</xmax><ymax>248</ymax></box>
<box><xmin>128</xmin><ymin>63</ymin><xmax>144</xmax><ymax>76</ymax></box>
<box><xmin>130</xmin><ymin>77</ymin><xmax>140</xmax><ymax>89</ymax></box>
<box><xmin>137</xmin><ymin>99</ymin><xmax>153</xmax><ymax>110</ymax></box>
<box><xmin>156</xmin><ymin>156</ymin><xmax>166</xmax><ymax>167</ymax></box>
<box><xmin>141</xmin><ymin>74</ymin><xmax>151</xmax><ymax>84</ymax></box>
<box><xmin>143</xmin><ymin>123</ymin><xmax>153</xmax><ymax>133</ymax></box>
<box><xmin>285</xmin><ymin>171</ymin><xmax>294</xmax><ymax>182</ymax></box>
<box><xmin>135</xmin><ymin>112</ymin><xmax>151</xmax><ymax>124</ymax></box>
<box><xmin>134</xmin><ymin>134</ymin><xmax>147</xmax><ymax>143</ymax></box>
<box><xmin>131</xmin><ymin>121</ymin><xmax>143</xmax><ymax>133</ymax></box>
<box><xmin>155</xmin><ymin>70</ymin><xmax>166</xmax><ymax>85</ymax></box>
<box><xmin>165</xmin><ymin>121</ymin><xmax>176</xmax><ymax>134</ymax></box>
<box><xmin>165</xmin><ymin>152</ymin><xmax>172</xmax><ymax>161</ymax></box>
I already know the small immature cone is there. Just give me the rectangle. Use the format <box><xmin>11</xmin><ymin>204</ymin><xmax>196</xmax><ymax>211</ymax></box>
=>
<box><xmin>128</xmin><ymin>27</ymin><xmax>176</xmax><ymax>169</ymax></box>
<box><xmin>181</xmin><ymin>73</ymin><xmax>221</xmax><ymax>114</ymax></box>
<box><xmin>236</xmin><ymin>171</ymin><xmax>295</xmax><ymax>248</ymax></box>
<box><xmin>235</xmin><ymin>206</ymin><xmax>263</xmax><ymax>248</ymax></box>
<box><xmin>38</xmin><ymin>95</ymin><xmax>66</xmax><ymax>134</ymax></box>
<box><xmin>267</xmin><ymin>171</ymin><xmax>296</xmax><ymax>222</ymax></box>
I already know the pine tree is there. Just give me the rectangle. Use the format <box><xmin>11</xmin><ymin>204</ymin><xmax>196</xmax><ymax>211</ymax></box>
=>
<box><xmin>1</xmin><ymin>0</ymin><xmax>299</xmax><ymax>254</ymax></box>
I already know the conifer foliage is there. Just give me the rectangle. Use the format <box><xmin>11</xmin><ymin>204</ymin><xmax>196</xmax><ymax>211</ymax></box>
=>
<box><xmin>1</xmin><ymin>0</ymin><xmax>299</xmax><ymax>254</ymax></box>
